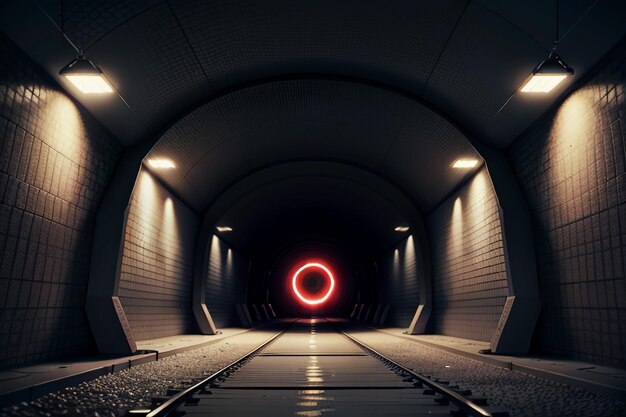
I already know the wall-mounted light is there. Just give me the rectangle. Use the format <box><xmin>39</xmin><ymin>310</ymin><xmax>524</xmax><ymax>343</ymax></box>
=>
<box><xmin>147</xmin><ymin>159</ymin><xmax>176</xmax><ymax>169</ymax></box>
<box><xmin>216</xmin><ymin>226</ymin><xmax>233</xmax><ymax>232</ymax></box>
<box><xmin>59</xmin><ymin>55</ymin><xmax>113</xmax><ymax>94</ymax></box>
<box><xmin>452</xmin><ymin>159</ymin><xmax>479</xmax><ymax>169</ymax></box>
<box><xmin>520</xmin><ymin>0</ymin><xmax>573</xmax><ymax>94</ymax></box>
<box><xmin>394</xmin><ymin>226</ymin><xmax>410</xmax><ymax>232</ymax></box>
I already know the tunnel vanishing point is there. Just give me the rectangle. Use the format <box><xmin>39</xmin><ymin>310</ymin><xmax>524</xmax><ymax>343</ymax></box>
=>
<box><xmin>1</xmin><ymin>1</ymin><xmax>626</xmax><ymax>417</ymax></box>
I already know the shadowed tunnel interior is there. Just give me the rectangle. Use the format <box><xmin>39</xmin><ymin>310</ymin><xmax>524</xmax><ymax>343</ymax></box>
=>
<box><xmin>207</xmin><ymin>160</ymin><xmax>425</xmax><ymax>319</ymax></box>
<box><xmin>1</xmin><ymin>1</ymin><xmax>626</xmax><ymax>415</ymax></box>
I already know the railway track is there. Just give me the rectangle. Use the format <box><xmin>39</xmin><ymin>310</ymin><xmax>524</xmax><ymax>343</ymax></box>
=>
<box><xmin>136</xmin><ymin>318</ymin><xmax>508</xmax><ymax>417</ymax></box>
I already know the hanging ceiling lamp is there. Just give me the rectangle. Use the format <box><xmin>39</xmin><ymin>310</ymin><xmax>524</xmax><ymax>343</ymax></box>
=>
<box><xmin>520</xmin><ymin>0</ymin><xmax>574</xmax><ymax>93</ymax></box>
<box><xmin>59</xmin><ymin>55</ymin><xmax>113</xmax><ymax>94</ymax></box>
<box><xmin>520</xmin><ymin>46</ymin><xmax>574</xmax><ymax>93</ymax></box>
<box><xmin>55</xmin><ymin>0</ymin><xmax>113</xmax><ymax>94</ymax></box>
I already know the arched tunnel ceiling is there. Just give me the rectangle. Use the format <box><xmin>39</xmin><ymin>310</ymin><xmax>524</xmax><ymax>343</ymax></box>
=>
<box><xmin>217</xmin><ymin>177</ymin><xmax>403</xmax><ymax>251</ymax></box>
<box><xmin>205</xmin><ymin>162</ymin><xmax>420</xmax><ymax>253</ymax></box>
<box><xmin>146</xmin><ymin>79</ymin><xmax>482</xmax><ymax>213</ymax></box>
<box><xmin>2</xmin><ymin>1</ymin><xmax>626</xmax><ymax>148</ymax></box>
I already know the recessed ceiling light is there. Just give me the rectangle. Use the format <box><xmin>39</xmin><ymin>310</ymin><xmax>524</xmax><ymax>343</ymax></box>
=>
<box><xmin>59</xmin><ymin>55</ymin><xmax>113</xmax><ymax>94</ymax></box>
<box><xmin>147</xmin><ymin>159</ymin><xmax>175</xmax><ymax>169</ymax></box>
<box><xmin>394</xmin><ymin>226</ymin><xmax>409</xmax><ymax>232</ymax></box>
<box><xmin>452</xmin><ymin>159</ymin><xmax>479</xmax><ymax>169</ymax></box>
<box><xmin>216</xmin><ymin>226</ymin><xmax>233</xmax><ymax>232</ymax></box>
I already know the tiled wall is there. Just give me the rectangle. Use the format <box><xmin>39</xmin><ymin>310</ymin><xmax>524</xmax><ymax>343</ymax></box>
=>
<box><xmin>205</xmin><ymin>235</ymin><xmax>248</xmax><ymax>328</ymax></box>
<box><xmin>427</xmin><ymin>168</ymin><xmax>508</xmax><ymax>342</ymax></box>
<box><xmin>0</xmin><ymin>34</ymin><xmax>122</xmax><ymax>368</ymax></box>
<box><xmin>508</xmin><ymin>39</ymin><xmax>626</xmax><ymax>366</ymax></box>
<box><xmin>378</xmin><ymin>235</ymin><xmax>423</xmax><ymax>327</ymax></box>
<box><xmin>118</xmin><ymin>169</ymin><xmax>198</xmax><ymax>340</ymax></box>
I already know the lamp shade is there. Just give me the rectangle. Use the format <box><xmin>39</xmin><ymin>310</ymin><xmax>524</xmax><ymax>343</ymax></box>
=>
<box><xmin>59</xmin><ymin>56</ymin><xmax>113</xmax><ymax>94</ymax></box>
<box><xmin>520</xmin><ymin>49</ymin><xmax>574</xmax><ymax>93</ymax></box>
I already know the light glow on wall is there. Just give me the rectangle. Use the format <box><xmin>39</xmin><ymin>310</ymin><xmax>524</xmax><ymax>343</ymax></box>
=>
<box><xmin>210</xmin><ymin>235</ymin><xmax>223</xmax><ymax>282</ymax></box>
<box><xmin>43</xmin><ymin>93</ymin><xmax>85</xmax><ymax>166</ymax></box>
<box><xmin>135</xmin><ymin>171</ymin><xmax>183</xmax><ymax>264</ymax></box>
<box><xmin>137</xmin><ymin>170</ymin><xmax>158</xmax><ymax>227</ymax></box>
<box><xmin>292</xmin><ymin>263</ymin><xmax>335</xmax><ymax>306</ymax></box>
<box><xmin>449</xmin><ymin>196</ymin><xmax>464</xmax><ymax>255</ymax></box>
<box><xmin>546</xmin><ymin>86</ymin><xmax>595</xmax><ymax>224</ymax></box>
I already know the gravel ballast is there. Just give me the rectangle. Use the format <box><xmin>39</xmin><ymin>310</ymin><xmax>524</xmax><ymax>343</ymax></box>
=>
<box><xmin>347</xmin><ymin>330</ymin><xmax>626</xmax><ymax>417</ymax></box>
<box><xmin>1</xmin><ymin>329</ymin><xmax>278</xmax><ymax>417</ymax></box>
<box><xmin>3</xmin><ymin>326</ymin><xmax>625</xmax><ymax>417</ymax></box>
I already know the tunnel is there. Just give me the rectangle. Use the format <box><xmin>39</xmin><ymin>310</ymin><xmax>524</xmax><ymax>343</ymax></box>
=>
<box><xmin>1</xmin><ymin>1</ymin><xmax>626</xmax><ymax>416</ymax></box>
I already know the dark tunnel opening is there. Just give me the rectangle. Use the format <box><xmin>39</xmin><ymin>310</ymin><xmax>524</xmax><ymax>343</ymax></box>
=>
<box><xmin>242</xmin><ymin>208</ymin><xmax>381</xmax><ymax>318</ymax></box>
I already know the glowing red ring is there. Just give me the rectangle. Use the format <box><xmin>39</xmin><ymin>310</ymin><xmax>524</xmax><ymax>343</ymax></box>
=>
<box><xmin>292</xmin><ymin>263</ymin><xmax>335</xmax><ymax>305</ymax></box>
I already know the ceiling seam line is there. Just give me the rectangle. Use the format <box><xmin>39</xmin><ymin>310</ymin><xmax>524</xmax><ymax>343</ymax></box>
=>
<box><xmin>165</xmin><ymin>0</ymin><xmax>215</xmax><ymax>91</ymax></box>
<box><xmin>471</xmin><ymin>1</ymin><xmax>551</xmax><ymax>52</ymax></box>
<box><xmin>419</xmin><ymin>0</ymin><xmax>471</xmax><ymax>96</ymax></box>
<box><xmin>376</xmin><ymin>108</ymin><xmax>418</xmax><ymax>173</ymax></box>
<box><xmin>181</xmin><ymin>126</ymin><xmax>269</xmax><ymax>178</ymax></box>
<box><xmin>557</xmin><ymin>0</ymin><xmax>601</xmax><ymax>42</ymax></box>
<box><xmin>32</xmin><ymin>0</ymin><xmax>79</xmax><ymax>52</ymax></box>
<box><xmin>180</xmin><ymin>119</ymin><xmax>346</xmax><ymax>178</ymax></box>
<box><xmin>210</xmin><ymin>173</ymin><xmax>414</xmax><ymax>218</ymax></box>
<box><xmin>82</xmin><ymin>1</ymin><xmax>168</xmax><ymax>52</ymax></box>
<box><xmin>102</xmin><ymin>71</ymin><xmax>151</xmax><ymax>130</ymax></box>
<box><xmin>199</xmin><ymin>157</ymin><xmax>427</xmax><ymax>219</ymax></box>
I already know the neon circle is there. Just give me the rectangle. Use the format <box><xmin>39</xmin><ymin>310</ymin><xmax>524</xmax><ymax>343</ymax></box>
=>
<box><xmin>292</xmin><ymin>263</ymin><xmax>335</xmax><ymax>305</ymax></box>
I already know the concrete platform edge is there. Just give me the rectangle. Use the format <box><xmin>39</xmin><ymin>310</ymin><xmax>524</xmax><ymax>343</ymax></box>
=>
<box><xmin>374</xmin><ymin>328</ymin><xmax>626</xmax><ymax>401</ymax></box>
<box><xmin>0</xmin><ymin>325</ymin><xmax>265</xmax><ymax>408</ymax></box>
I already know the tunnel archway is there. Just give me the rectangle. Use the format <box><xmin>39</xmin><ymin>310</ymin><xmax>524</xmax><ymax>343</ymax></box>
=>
<box><xmin>86</xmin><ymin>76</ymin><xmax>538</xmax><ymax>357</ymax></box>
<box><xmin>197</xmin><ymin>161</ymin><xmax>430</xmax><ymax>327</ymax></box>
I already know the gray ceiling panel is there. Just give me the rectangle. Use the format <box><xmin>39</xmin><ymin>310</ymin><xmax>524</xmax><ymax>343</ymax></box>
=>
<box><xmin>382</xmin><ymin>109</ymin><xmax>482</xmax><ymax>211</ymax></box>
<box><xmin>184</xmin><ymin>138</ymin><xmax>252</xmax><ymax>204</ymax></box>
<box><xmin>87</xmin><ymin>3</ymin><xmax>212</xmax><ymax>129</ymax></box>
<box><xmin>233</xmin><ymin>123</ymin><xmax>392</xmax><ymax>169</ymax></box>
<box><xmin>216</xmin><ymin>176</ymin><xmax>408</xmax><ymax>248</ymax></box>
<box><xmin>170</xmin><ymin>0</ymin><xmax>467</xmax><ymax>92</ymax></box>
<box><xmin>3</xmin><ymin>0</ymin><xmax>626</xmax><ymax>214</ymax></box>
<box><xmin>36</xmin><ymin>0</ymin><xmax>164</xmax><ymax>52</ymax></box>
<box><xmin>474</xmin><ymin>0</ymin><xmax>597</xmax><ymax>53</ymax></box>
<box><xmin>204</xmin><ymin>162</ymin><xmax>424</xmax><ymax>251</ymax></box>
<box><xmin>4</xmin><ymin>0</ymin><xmax>625</xmax><ymax>149</ymax></box>
<box><xmin>146</xmin><ymin>79</ymin><xmax>481</xmax><ymax>213</ymax></box>
<box><xmin>421</xmin><ymin>3</ymin><xmax>545</xmax><ymax>139</ymax></box>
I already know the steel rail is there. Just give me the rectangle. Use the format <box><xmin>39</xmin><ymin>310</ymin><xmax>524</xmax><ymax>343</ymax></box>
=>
<box><xmin>145</xmin><ymin>326</ymin><xmax>288</xmax><ymax>417</ymax></box>
<box><xmin>337</xmin><ymin>327</ymin><xmax>493</xmax><ymax>417</ymax></box>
